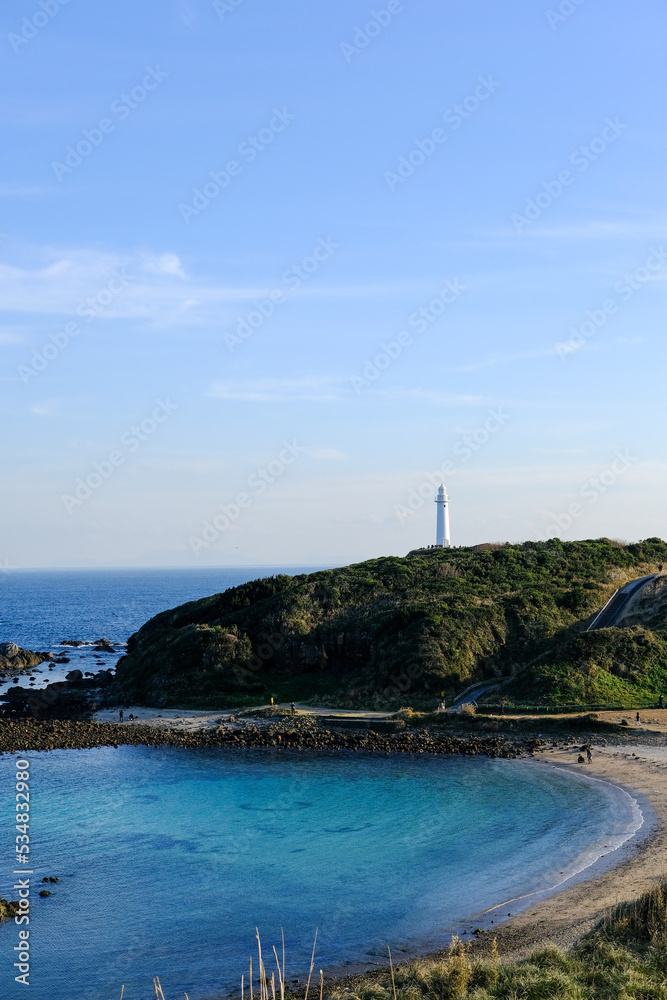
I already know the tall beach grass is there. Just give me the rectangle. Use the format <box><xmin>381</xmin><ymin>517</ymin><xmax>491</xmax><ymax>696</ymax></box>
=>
<box><xmin>121</xmin><ymin>882</ymin><xmax>667</xmax><ymax>1000</ymax></box>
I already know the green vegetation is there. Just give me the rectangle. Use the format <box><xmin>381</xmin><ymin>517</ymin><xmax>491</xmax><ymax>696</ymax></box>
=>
<box><xmin>333</xmin><ymin>882</ymin><xmax>667</xmax><ymax>1000</ymax></box>
<box><xmin>113</xmin><ymin>537</ymin><xmax>667</xmax><ymax>710</ymax></box>
<box><xmin>498</xmin><ymin>626</ymin><xmax>667</xmax><ymax>709</ymax></box>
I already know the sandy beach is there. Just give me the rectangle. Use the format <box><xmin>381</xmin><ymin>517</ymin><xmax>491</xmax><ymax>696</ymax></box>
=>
<box><xmin>476</xmin><ymin>734</ymin><xmax>667</xmax><ymax>960</ymax></box>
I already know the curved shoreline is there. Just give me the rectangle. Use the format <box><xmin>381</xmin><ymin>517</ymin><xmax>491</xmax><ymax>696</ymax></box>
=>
<box><xmin>323</xmin><ymin>757</ymin><xmax>652</xmax><ymax>984</ymax></box>
<box><xmin>304</xmin><ymin>751</ymin><xmax>665</xmax><ymax>991</ymax></box>
<box><xmin>482</xmin><ymin>762</ymin><xmax>646</xmax><ymax>917</ymax></box>
<box><xmin>461</xmin><ymin>746</ymin><xmax>667</xmax><ymax>964</ymax></box>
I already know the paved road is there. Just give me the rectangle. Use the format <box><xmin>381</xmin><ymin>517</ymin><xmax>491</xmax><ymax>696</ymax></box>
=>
<box><xmin>587</xmin><ymin>574</ymin><xmax>657</xmax><ymax>630</ymax></box>
<box><xmin>447</xmin><ymin>682</ymin><xmax>502</xmax><ymax>710</ymax></box>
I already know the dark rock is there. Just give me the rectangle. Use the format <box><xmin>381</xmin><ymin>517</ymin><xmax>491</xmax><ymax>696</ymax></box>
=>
<box><xmin>0</xmin><ymin>645</ymin><xmax>53</xmax><ymax>673</ymax></box>
<box><xmin>42</xmin><ymin>877</ymin><xmax>58</xmax><ymax>883</ymax></box>
<box><xmin>54</xmin><ymin>657</ymin><xmax>70</xmax><ymax>664</ymax></box>
<box><xmin>0</xmin><ymin>715</ymin><xmax>543</xmax><ymax>758</ymax></box>
<box><xmin>94</xmin><ymin>639</ymin><xmax>115</xmax><ymax>653</ymax></box>
<box><xmin>39</xmin><ymin>890</ymin><xmax>51</xmax><ymax>897</ymax></box>
<box><xmin>65</xmin><ymin>669</ymin><xmax>83</xmax><ymax>681</ymax></box>
<box><xmin>61</xmin><ymin>640</ymin><xmax>85</xmax><ymax>646</ymax></box>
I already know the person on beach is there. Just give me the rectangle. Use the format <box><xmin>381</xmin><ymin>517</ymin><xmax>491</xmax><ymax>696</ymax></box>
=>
<box><xmin>119</xmin><ymin>708</ymin><xmax>124</xmax><ymax>722</ymax></box>
<box><xmin>660</xmin><ymin>695</ymin><xmax>664</xmax><ymax>709</ymax></box>
<box><xmin>291</xmin><ymin>701</ymin><xmax>296</xmax><ymax>715</ymax></box>
<box><xmin>636</xmin><ymin>712</ymin><xmax>641</xmax><ymax>723</ymax></box>
<box><xmin>587</xmin><ymin>748</ymin><xmax>592</xmax><ymax>762</ymax></box>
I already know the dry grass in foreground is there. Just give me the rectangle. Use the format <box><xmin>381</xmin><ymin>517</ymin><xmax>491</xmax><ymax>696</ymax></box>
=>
<box><xmin>334</xmin><ymin>882</ymin><xmax>667</xmax><ymax>1000</ymax></box>
<box><xmin>122</xmin><ymin>882</ymin><xmax>667</xmax><ymax>1000</ymax></box>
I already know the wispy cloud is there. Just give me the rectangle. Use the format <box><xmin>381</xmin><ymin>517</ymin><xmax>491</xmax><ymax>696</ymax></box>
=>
<box><xmin>511</xmin><ymin>219</ymin><xmax>667</xmax><ymax>242</ymax></box>
<box><xmin>0</xmin><ymin>184</ymin><xmax>45</xmax><ymax>198</ymax></box>
<box><xmin>207</xmin><ymin>380</ymin><xmax>492</xmax><ymax>406</ymax></box>
<box><xmin>430</xmin><ymin>216</ymin><xmax>667</xmax><ymax>253</ymax></box>
<box><xmin>0</xmin><ymin>246</ymin><xmax>452</xmax><ymax>330</ymax></box>
<box><xmin>142</xmin><ymin>252</ymin><xmax>187</xmax><ymax>278</ymax></box>
<box><xmin>0</xmin><ymin>248</ymin><xmax>237</xmax><ymax>321</ymax></box>
<box><xmin>30</xmin><ymin>398</ymin><xmax>61</xmax><ymax>417</ymax></box>
<box><xmin>0</xmin><ymin>330</ymin><xmax>22</xmax><ymax>345</ymax></box>
<box><xmin>454</xmin><ymin>348</ymin><xmax>555</xmax><ymax>373</ymax></box>
<box><xmin>533</xmin><ymin>447</ymin><xmax>587</xmax><ymax>456</ymax></box>
<box><xmin>208</xmin><ymin>377</ymin><xmax>346</xmax><ymax>403</ymax></box>
<box><xmin>371</xmin><ymin>387</ymin><xmax>491</xmax><ymax>405</ymax></box>
<box><xmin>306</xmin><ymin>447</ymin><xmax>348</xmax><ymax>460</ymax></box>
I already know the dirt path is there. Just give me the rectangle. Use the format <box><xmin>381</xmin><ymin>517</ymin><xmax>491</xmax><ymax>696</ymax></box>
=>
<box><xmin>93</xmin><ymin>702</ymin><xmax>394</xmax><ymax>730</ymax></box>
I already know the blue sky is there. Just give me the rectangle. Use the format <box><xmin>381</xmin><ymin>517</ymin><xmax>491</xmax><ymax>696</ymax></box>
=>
<box><xmin>2</xmin><ymin>0</ymin><xmax>666</xmax><ymax>568</ymax></box>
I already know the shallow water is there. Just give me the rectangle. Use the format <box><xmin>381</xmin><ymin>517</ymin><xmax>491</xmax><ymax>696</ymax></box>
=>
<box><xmin>0</xmin><ymin>746</ymin><xmax>641</xmax><ymax>1000</ymax></box>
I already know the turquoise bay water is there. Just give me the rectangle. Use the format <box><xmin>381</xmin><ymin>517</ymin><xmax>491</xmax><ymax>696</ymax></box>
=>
<box><xmin>0</xmin><ymin>746</ymin><xmax>641</xmax><ymax>1000</ymax></box>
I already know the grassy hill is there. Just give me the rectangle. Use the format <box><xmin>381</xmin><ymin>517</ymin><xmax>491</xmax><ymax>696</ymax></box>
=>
<box><xmin>112</xmin><ymin>538</ymin><xmax>667</xmax><ymax>710</ymax></box>
<box><xmin>498</xmin><ymin>625</ymin><xmax>667</xmax><ymax>708</ymax></box>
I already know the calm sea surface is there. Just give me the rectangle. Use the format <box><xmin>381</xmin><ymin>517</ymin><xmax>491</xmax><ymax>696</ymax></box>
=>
<box><xmin>0</xmin><ymin>571</ymin><xmax>644</xmax><ymax>1000</ymax></box>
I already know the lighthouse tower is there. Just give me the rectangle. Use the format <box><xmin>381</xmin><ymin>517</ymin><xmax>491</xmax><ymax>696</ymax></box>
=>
<box><xmin>435</xmin><ymin>484</ymin><xmax>451</xmax><ymax>548</ymax></box>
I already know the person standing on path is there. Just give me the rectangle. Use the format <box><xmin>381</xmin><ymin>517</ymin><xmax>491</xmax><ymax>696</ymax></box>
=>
<box><xmin>119</xmin><ymin>708</ymin><xmax>124</xmax><ymax>722</ymax></box>
<box><xmin>587</xmin><ymin>748</ymin><xmax>592</xmax><ymax>762</ymax></box>
<box><xmin>290</xmin><ymin>702</ymin><xmax>296</xmax><ymax>716</ymax></box>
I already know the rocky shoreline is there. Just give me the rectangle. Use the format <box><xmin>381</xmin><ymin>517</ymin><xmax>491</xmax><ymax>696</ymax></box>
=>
<box><xmin>0</xmin><ymin>641</ymin><xmax>54</xmax><ymax>676</ymax></box>
<box><xmin>0</xmin><ymin>718</ymin><xmax>542</xmax><ymax>756</ymax></box>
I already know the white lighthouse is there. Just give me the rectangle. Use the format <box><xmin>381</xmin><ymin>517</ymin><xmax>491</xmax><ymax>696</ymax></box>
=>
<box><xmin>435</xmin><ymin>484</ymin><xmax>451</xmax><ymax>548</ymax></box>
